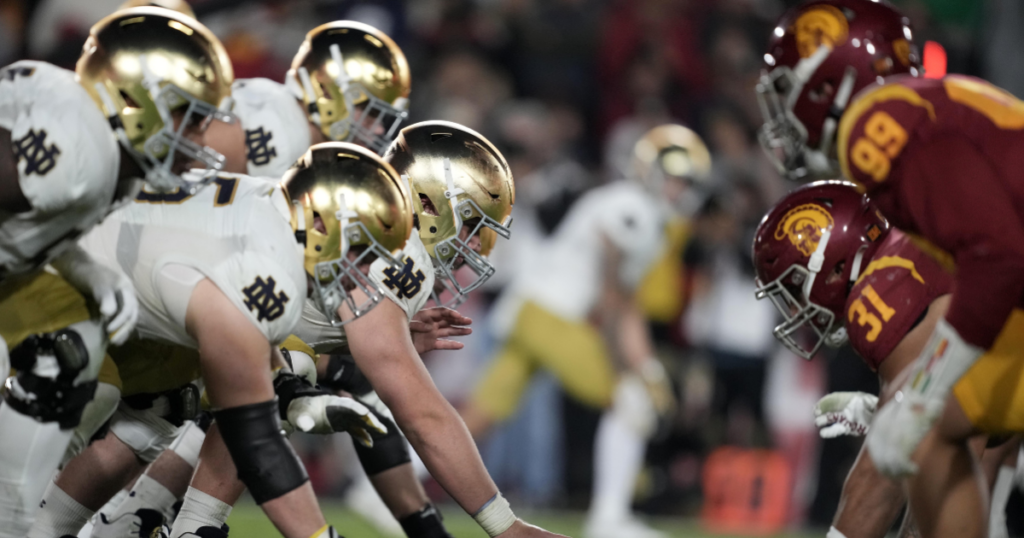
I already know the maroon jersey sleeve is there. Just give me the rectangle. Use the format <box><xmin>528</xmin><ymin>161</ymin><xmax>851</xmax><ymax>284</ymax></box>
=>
<box><xmin>838</xmin><ymin>78</ymin><xmax>1024</xmax><ymax>349</ymax></box>
<box><xmin>893</xmin><ymin>136</ymin><xmax>1024</xmax><ymax>349</ymax></box>
<box><xmin>846</xmin><ymin>252</ymin><xmax>934</xmax><ymax>371</ymax></box>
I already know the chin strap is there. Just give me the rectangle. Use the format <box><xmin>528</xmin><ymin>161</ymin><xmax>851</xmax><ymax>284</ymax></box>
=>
<box><xmin>335</xmin><ymin>192</ymin><xmax>360</xmax><ymax>254</ymax></box>
<box><xmin>819</xmin><ymin>65</ymin><xmax>859</xmax><ymax>157</ymax></box>
<box><xmin>849</xmin><ymin>244</ymin><xmax>868</xmax><ymax>284</ymax></box>
<box><xmin>803</xmin><ymin>228</ymin><xmax>832</xmax><ymax>301</ymax></box>
<box><xmin>293</xmin><ymin>199</ymin><xmax>307</xmax><ymax>246</ymax></box>
<box><xmin>296</xmin><ymin>67</ymin><xmax>322</xmax><ymax>127</ymax></box>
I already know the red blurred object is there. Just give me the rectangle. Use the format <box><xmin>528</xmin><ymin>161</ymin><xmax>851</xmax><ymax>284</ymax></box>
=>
<box><xmin>701</xmin><ymin>447</ymin><xmax>792</xmax><ymax>536</ymax></box>
<box><xmin>923</xmin><ymin>41</ymin><xmax>947</xmax><ymax>79</ymax></box>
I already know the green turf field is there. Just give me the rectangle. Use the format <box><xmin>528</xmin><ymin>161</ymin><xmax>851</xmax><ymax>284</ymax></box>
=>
<box><xmin>226</xmin><ymin>500</ymin><xmax>819</xmax><ymax>538</ymax></box>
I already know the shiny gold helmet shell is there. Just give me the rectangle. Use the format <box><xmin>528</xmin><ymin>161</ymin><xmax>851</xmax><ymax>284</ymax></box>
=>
<box><xmin>632</xmin><ymin>124</ymin><xmax>712</xmax><ymax>216</ymax></box>
<box><xmin>282</xmin><ymin>142</ymin><xmax>413</xmax><ymax>325</ymax></box>
<box><xmin>385</xmin><ymin>120</ymin><xmax>514</xmax><ymax>305</ymax></box>
<box><xmin>117</xmin><ymin>0</ymin><xmax>196</xmax><ymax>18</ymax></box>
<box><xmin>77</xmin><ymin>7</ymin><xmax>234</xmax><ymax>193</ymax></box>
<box><xmin>288</xmin><ymin>21</ymin><xmax>411</xmax><ymax>154</ymax></box>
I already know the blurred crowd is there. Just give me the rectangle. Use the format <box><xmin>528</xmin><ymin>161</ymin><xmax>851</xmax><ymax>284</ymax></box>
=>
<box><xmin>2</xmin><ymin>0</ymin><xmax>1018</xmax><ymax>531</ymax></box>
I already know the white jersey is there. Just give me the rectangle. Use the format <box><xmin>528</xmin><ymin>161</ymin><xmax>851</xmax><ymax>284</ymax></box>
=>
<box><xmin>80</xmin><ymin>173</ymin><xmax>305</xmax><ymax>348</ymax></box>
<box><xmin>493</xmin><ymin>181</ymin><xmax>667</xmax><ymax>335</ymax></box>
<box><xmin>294</xmin><ymin>233</ymin><xmax>435</xmax><ymax>355</ymax></box>
<box><xmin>232</xmin><ymin>78</ymin><xmax>310</xmax><ymax>179</ymax></box>
<box><xmin>0</xmin><ymin>61</ymin><xmax>120</xmax><ymax>277</ymax></box>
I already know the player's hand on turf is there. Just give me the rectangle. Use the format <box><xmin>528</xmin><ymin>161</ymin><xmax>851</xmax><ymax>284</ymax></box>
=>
<box><xmin>496</xmin><ymin>520</ymin><xmax>569</xmax><ymax>538</ymax></box>
<box><xmin>410</xmin><ymin>306</ymin><xmax>472</xmax><ymax>354</ymax></box>
<box><xmin>52</xmin><ymin>244</ymin><xmax>139</xmax><ymax>345</ymax></box>
<box><xmin>287</xmin><ymin>394</ymin><xmax>387</xmax><ymax>446</ymax></box>
<box><xmin>814</xmin><ymin>391</ymin><xmax>878</xmax><ymax>438</ymax></box>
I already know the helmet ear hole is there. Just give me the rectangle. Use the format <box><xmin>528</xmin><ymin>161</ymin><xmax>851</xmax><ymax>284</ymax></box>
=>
<box><xmin>120</xmin><ymin>90</ymin><xmax>141</xmax><ymax>109</ymax></box>
<box><xmin>807</xmin><ymin>81</ymin><xmax>835</xmax><ymax>104</ymax></box>
<box><xmin>312</xmin><ymin>211</ymin><xmax>327</xmax><ymax>234</ymax></box>
<box><xmin>418</xmin><ymin>193</ymin><xmax>439</xmax><ymax>216</ymax></box>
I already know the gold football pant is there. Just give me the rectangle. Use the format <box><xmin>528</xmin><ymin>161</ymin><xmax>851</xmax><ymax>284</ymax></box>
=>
<box><xmin>471</xmin><ymin>300</ymin><xmax>616</xmax><ymax>422</ymax></box>
<box><xmin>953</xmin><ymin>309</ymin><xmax>1024</xmax><ymax>434</ymax></box>
<box><xmin>0</xmin><ymin>270</ymin><xmax>94</xmax><ymax>351</ymax></box>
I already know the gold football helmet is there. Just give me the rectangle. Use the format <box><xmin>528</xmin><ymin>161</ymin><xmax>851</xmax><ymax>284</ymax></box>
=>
<box><xmin>385</xmin><ymin>121</ymin><xmax>514</xmax><ymax>306</ymax></box>
<box><xmin>77</xmin><ymin>7</ymin><xmax>234</xmax><ymax>193</ymax></box>
<box><xmin>632</xmin><ymin>124</ymin><xmax>712</xmax><ymax>216</ymax></box>
<box><xmin>117</xmin><ymin>0</ymin><xmax>196</xmax><ymax>18</ymax></box>
<box><xmin>288</xmin><ymin>21</ymin><xmax>411</xmax><ymax>154</ymax></box>
<box><xmin>282</xmin><ymin>142</ymin><xmax>413</xmax><ymax>325</ymax></box>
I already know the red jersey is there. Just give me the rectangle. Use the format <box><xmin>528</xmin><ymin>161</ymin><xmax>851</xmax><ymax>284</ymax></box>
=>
<box><xmin>845</xmin><ymin>230</ymin><xmax>953</xmax><ymax>371</ymax></box>
<box><xmin>837</xmin><ymin>74</ymin><xmax>1024</xmax><ymax>349</ymax></box>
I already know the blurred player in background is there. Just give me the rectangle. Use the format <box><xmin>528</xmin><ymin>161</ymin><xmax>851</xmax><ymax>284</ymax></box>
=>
<box><xmin>753</xmin><ymin>181</ymin><xmax>1024</xmax><ymax>538</ymax></box>
<box><xmin>459</xmin><ymin>124</ymin><xmax>711</xmax><ymax>538</ymax></box>
<box><xmin>0</xmin><ymin>6</ymin><xmax>234</xmax><ymax>535</ymax></box>
<box><xmin>758</xmin><ymin>1</ymin><xmax>1024</xmax><ymax>511</ymax></box>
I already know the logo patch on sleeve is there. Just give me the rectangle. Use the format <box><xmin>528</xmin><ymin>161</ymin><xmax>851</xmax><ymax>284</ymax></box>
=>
<box><xmin>245</xmin><ymin>127</ymin><xmax>277</xmax><ymax>166</ymax></box>
<box><xmin>13</xmin><ymin>129</ymin><xmax>61</xmax><ymax>176</ymax></box>
<box><xmin>242</xmin><ymin>276</ymin><xmax>290</xmax><ymax>321</ymax></box>
<box><xmin>381</xmin><ymin>257</ymin><xmax>426</xmax><ymax>300</ymax></box>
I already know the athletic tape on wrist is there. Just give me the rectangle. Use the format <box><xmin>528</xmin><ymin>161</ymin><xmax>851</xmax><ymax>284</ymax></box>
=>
<box><xmin>473</xmin><ymin>493</ymin><xmax>516</xmax><ymax>537</ymax></box>
<box><xmin>827</xmin><ymin>526</ymin><xmax>848</xmax><ymax>538</ymax></box>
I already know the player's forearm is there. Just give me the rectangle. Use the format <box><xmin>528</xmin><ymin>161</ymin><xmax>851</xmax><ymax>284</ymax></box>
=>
<box><xmin>618</xmin><ymin>299</ymin><xmax>655</xmax><ymax>371</ymax></box>
<box><xmin>833</xmin><ymin>446</ymin><xmax>905</xmax><ymax>538</ymax></box>
<box><xmin>390</xmin><ymin>391</ymin><xmax>498</xmax><ymax>515</ymax></box>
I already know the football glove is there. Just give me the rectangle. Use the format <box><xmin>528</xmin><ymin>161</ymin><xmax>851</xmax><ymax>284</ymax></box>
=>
<box><xmin>52</xmin><ymin>244</ymin><xmax>138</xmax><ymax>345</ymax></box>
<box><xmin>287</xmin><ymin>393</ymin><xmax>387</xmax><ymax>445</ymax></box>
<box><xmin>814</xmin><ymin>391</ymin><xmax>877</xmax><ymax>438</ymax></box>
<box><xmin>639</xmin><ymin>359</ymin><xmax>676</xmax><ymax>418</ymax></box>
<box><xmin>866</xmin><ymin>318</ymin><xmax>982</xmax><ymax>476</ymax></box>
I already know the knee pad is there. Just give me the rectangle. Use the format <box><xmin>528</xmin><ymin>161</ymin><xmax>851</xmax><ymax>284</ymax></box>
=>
<box><xmin>63</xmin><ymin>381</ymin><xmax>121</xmax><ymax>464</ymax></box>
<box><xmin>320</xmin><ymin>354</ymin><xmax>373</xmax><ymax>394</ymax></box>
<box><xmin>6</xmin><ymin>320</ymin><xmax>106</xmax><ymax>429</ymax></box>
<box><xmin>213</xmin><ymin>399</ymin><xmax>309</xmax><ymax>504</ymax></box>
<box><xmin>353</xmin><ymin>395</ymin><xmax>409</xmax><ymax>475</ymax></box>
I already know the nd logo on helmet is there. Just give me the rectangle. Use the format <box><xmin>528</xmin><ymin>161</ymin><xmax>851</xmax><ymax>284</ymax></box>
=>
<box><xmin>774</xmin><ymin>204</ymin><xmax>835</xmax><ymax>257</ymax></box>
<box><xmin>793</xmin><ymin>5</ymin><xmax>849</xmax><ymax>58</ymax></box>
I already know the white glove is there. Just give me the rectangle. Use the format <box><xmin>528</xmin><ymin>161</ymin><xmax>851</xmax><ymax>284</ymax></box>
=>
<box><xmin>866</xmin><ymin>318</ymin><xmax>983</xmax><ymax>477</ymax></box>
<box><xmin>814</xmin><ymin>392</ymin><xmax>877</xmax><ymax>438</ymax></box>
<box><xmin>286</xmin><ymin>394</ymin><xmax>387</xmax><ymax>446</ymax></box>
<box><xmin>51</xmin><ymin>245</ymin><xmax>138</xmax><ymax>345</ymax></box>
<box><xmin>638</xmin><ymin>358</ymin><xmax>676</xmax><ymax>417</ymax></box>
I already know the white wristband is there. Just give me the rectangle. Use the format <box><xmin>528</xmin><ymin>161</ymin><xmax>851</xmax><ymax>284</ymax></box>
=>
<box><xmin>827</xmin><ymin>526</ymin><xmax>848</xmax><ymax>538</ymax></box>
<box><xmin>473</xmin><ymin>492</ymin><xmax>516</xmax><ymax>537</ymax></box>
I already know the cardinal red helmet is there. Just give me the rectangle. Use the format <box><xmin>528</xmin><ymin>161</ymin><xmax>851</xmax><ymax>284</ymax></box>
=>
<box><xmin>757</xmin><ymin>0</ymin><xmax>920</xmax><ymax>181</ymax></box>
<box><xmin>753</xmin><ymin>180</ymin><xmax>889</xmax><ymax>358</ymax></box>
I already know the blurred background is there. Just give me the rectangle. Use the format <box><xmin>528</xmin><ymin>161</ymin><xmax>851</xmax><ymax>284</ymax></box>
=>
<box><xmin>4</xmin><ymin>0</ymin><xmax>1023</xmax><ymax>535</ymax></box>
